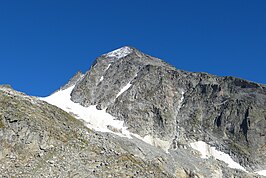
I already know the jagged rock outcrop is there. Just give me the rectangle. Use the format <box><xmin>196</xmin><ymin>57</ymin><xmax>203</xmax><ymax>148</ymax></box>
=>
<box><xmin>60</xmin><ymin>70</ymin><xmax>84</xmax><ymax>90</ymax></box>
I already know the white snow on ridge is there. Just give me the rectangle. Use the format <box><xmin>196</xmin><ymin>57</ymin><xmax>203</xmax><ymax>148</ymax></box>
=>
<box><xmin>99</xmin><ymin>64</ymin><xmax>112</xmax><ymax>82</ymax></box>
<box><xmin>255</xmin><ymin>170</ymin><xmax>266</xmax><ymax>176</ymax></box>
<box><xmin>99</xmin><ymin>76</ymin><xmax>104</xmax><ymax>82</ymax></box>
<box><xmin>40</xmin><ymin>86</ymin><xmax>131</xmax><ymax>138</ymax></box>
<box><xmin>190</xmin><ymin>141</ymin><xmax>247</xmax><ymax>172</ymax></box>
<box><xmin>177</xmin><ymin>91</ymin><xmax>185</xmax><ymax>113</ymax></box>
<box><xmin>116</xmin><ymin>82</ymin><xmax>132</xmax><ymax>98</ymax></box>
<box><xmin>105</xmin><ymin>46</ymin><xmax>133</xmax><ymax>59</ymax></box>
<box><xmin>106</xmin><ymin>64</ymin><xmax>111</xmax><ymax>70</ymax></box>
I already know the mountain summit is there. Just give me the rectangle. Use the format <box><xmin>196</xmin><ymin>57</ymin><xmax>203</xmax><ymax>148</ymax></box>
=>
<box><xmin>103</xmin><ymin>46</ymin><xmax>133</xmax><ymax>59</ymax></box>
<box><xmin>0</xmin><ymin>47</ymin><xmax>265</xmax><ymax>177</ymax></box>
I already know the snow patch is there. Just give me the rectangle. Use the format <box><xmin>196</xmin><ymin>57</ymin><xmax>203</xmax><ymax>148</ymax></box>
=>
<box><xmin>190</xmin><ymin>141</ymin><xmax>247</xmax><ymax>172</ymax></box>
<box><xmin>105</xmin><ymin>46</ymin><xmax>133</xmax><ymax>59</ymax></box>
<box><xmin>255</xmin><ymin>170</ymin><xmax>266</xmax><ymax>176</ymax></box>
<box><xmin>40</xmin><ymin>84</ymin><xmax>171</xmax><ymax>153</ymax></box>
<box><xmin>177</xmin><ymin>91</ymin><xmax>184</xmax><ymax>113</ymax></box>
<box><xmin>99</xmin><ymin>64</ymin><xmax>111</xmax><ymax>82</ymax></box>
<box><xmin>143</xmin><ymin>135</ymin><xmax>171</xmax><ymax>153</ymax></box>
<box><xmin>106</xmin><ymin>64</ymin><xmax>111</xmax><ymax>70</ymax></box>
<box><xmin>40</xmin><ymin>86</ymin><xmax>131</xmax><ymax>138</ymax></box>
<box><xmin>116</xmin><ymin>82</ymin><xmax>132</xmax><ymax>98</ymax></box>
<box><xmin>132</xmin><ymin>134</ymin><xmax>171</xmax><ymax>153</ymax></box>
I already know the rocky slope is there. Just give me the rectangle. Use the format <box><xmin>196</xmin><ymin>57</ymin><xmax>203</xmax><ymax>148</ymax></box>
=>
<box><xmin>0</xmin><ymin>86</ymin><xmax>176</xmax><ymax>177</ymax></box>
<box><xmin>0</xmin><ymin>46</ymin><xmax>265</xmax><ymax>177</ymax></box>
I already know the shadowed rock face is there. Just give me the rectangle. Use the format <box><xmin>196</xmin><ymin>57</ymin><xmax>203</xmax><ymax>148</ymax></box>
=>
<box><xmin>71</xmin><ymin>46</ymin><xmax>266</xmax><ymax>170</ymax></box>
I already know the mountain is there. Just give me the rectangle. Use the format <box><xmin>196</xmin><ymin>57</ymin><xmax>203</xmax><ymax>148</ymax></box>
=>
<box><xmin>0</xmin><ymin>46</ymin><xmax>265</xmax><ymax>177</ymax></box>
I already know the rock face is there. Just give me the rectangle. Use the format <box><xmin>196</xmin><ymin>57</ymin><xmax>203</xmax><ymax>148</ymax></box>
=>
<box><xmin>71</xmin><ymin>46</ymin><xmax>266</xmax><ymax>171</ymax></box>
<box><xmin>0</xmin><ymin>46</ymin><xmax>265</xmax><ymax>177</ymax></box>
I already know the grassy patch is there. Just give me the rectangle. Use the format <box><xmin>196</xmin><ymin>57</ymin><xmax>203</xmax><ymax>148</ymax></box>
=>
<box><xmin>0</xmin><ymin>114</ymin><xmax>4</xmax><ymax>128</ymax></box>
<box><xmin>0</xmin><ymin>119</ymin><xmax>4</xmax><ymax>128</ymax></box>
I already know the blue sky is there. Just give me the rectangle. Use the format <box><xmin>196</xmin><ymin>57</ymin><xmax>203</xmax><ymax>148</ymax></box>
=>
<box><xmin>0</xmin><ymin>0</ymin><xmax>265</xmax><ymax>96</ymax></box>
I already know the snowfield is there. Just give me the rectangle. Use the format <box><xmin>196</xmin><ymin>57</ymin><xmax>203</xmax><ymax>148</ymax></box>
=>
<box><xmin>40</xmin><ymin>84</ymin><xmax>171</xmax><ymax>153</ymax></box>
<box><xmin>190</xmin><ymin>141</ymin><xmax>246</xmax><ymax>171</ymax></box>
<box><xmin>41</xmin><ymin>86</ymin><xmax>131</xmax><ymax>138</ymax></box>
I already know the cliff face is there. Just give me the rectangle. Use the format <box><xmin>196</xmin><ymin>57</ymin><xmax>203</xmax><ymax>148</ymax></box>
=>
<box><xmin>71</xmin><ymin>46</ymin><xmax>266</xmax><ymax>171</ymax></box>
<box><xmin>0</xmin><ymin>46</ymin><xmax>265</xmax><ymax>177</ymax></box>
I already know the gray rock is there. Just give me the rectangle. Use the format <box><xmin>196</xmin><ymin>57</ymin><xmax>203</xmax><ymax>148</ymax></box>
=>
<box><xmin>71</xmin><ymin>46</ymin><xmax>266</xmax><ymax>171</ymax></box>
<box><xmin>60</xmin><ymin>70</ymin><xmax>84</xmax><ymax>90</ymax></box>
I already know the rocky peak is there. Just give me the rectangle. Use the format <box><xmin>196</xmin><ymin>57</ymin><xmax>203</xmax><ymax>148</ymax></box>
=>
<box><xmin>68</xmin><ymin>47</ymin><xmax>266</xmax><ymax>173</ymax></box>
<box><xmin>70</xmin><ymin>46</ymin><xmax>175</xmax><ymax>108</ymax></box>
<box><xmin>60</xmin><ymin>70</ymin><xmax>84</xmax><ymax>91</ymax></box>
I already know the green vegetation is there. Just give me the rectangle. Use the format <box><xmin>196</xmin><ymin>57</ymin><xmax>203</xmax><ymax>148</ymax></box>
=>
<box><xmin>0</xmin><ymin>118</ymin><xmax>4</xmax><ymax>128</ymax></box>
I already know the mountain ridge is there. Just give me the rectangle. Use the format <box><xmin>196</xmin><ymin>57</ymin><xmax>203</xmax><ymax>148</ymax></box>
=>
<box><xmin>69</xmin><ymin>46</ymin><xmax>266</xmax><ymax>171</ymax></box>
<box><xmin>0</xmin><ymin>46</ymin><xmax>265</xmax><ymax>177</ymax></box>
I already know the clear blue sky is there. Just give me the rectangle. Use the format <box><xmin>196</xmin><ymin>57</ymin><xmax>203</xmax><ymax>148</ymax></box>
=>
<box><xmin>0</xmin><ymin>0</ymin><xmax>265</xmax><ymax>96</ymax></box>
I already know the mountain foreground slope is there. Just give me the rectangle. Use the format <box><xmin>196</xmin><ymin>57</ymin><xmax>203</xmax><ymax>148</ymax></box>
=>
<box><xmin>0</xmin><ymin>46</ymin><xmax>265</xmax><ymax>177</ymax></box>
